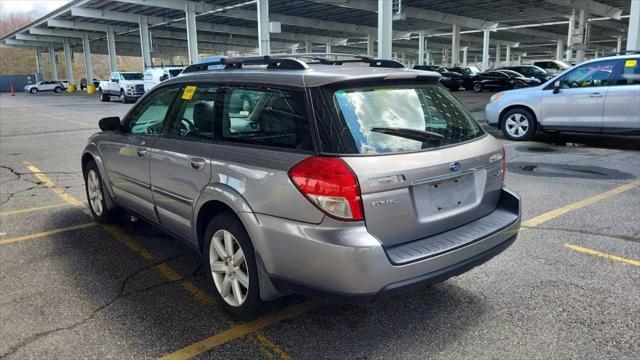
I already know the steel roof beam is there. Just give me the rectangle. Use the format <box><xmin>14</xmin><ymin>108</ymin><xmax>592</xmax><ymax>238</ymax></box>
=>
<box><xmin>47</xmin><ymin>19</ymin><xmax>134</xmax><ymax>34</ymax></box>
<box><xmin>307</xmin><ymin>0</ymin><xmax>498</xmax><ymax>30</ymax></box>
<box><xmin>29</xmin><ymin>27</ymin><xmax>100</xmax><ymax>40</ymax></box>
<box><xmin>5</xmin><ymin>39</ymin><xmax>54</xmax><ymax>48</ymax></box>
<box><xmin>544</xmin><ymin>0</ymin><xmax>623</xmax><ymax>19</ymax></box>
<box><xmin>15</xmin><ymin>33</ymin><xmax>69</xmax><ymax>43</ymax></box>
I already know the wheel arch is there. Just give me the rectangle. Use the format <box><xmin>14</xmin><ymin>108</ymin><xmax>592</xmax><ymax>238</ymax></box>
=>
<box><xmin>498</xmin><ymin>104</ymin><xmax>539</xmax><ymax>130</ymax></box>
<box><xmin>81</xmin><ymin>147</ymin><xmax>116</xmax><ymax>208</ymax></box>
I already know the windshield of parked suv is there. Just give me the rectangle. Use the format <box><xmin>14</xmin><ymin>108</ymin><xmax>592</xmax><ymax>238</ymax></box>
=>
<box><xmin>121</xmin><ymin>73</ymin><xmax>143</xmax><ymax>80</ymax></box>
<box><xmin>168</xmin><ymin>69</ymin><xmax>183</xmax><ymax>77</ymax></box>
<box><xmin>318</xmin><ymin>84</ymin><xmax>484</xmax><ymax>154</ymax></box>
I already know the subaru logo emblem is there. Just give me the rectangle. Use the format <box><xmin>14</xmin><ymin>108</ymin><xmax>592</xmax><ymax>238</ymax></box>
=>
<box><xmin>449</xmin><ymin>162</ymin><xmax>462</xmax><ymax>172</ymax></box>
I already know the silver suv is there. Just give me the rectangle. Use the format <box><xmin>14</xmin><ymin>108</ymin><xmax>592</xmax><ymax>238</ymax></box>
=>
<box><xmin>82</xmin><ymin>54</ymin><xmax>521</xmax><ymax>319</ymax></box>
<box><xmin>486</xmin><ymin>54</ymin><xmax>640</xmax><ymax>140</ymax></box>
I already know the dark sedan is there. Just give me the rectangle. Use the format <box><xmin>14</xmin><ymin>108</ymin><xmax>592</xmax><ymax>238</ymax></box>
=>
<box><xmin>472</xmin><ymin>70</ymin><xmax>541</xmax><ymax>93</ymax></box>
<box><xmin>448</xmin><ymin>65</ymin><xmax>481</xmax><ymax>90</ymax></box>
<box><xmin>498</xmin><ymin>65</ymin><xmax>553</xmax><ymax>83</ymax></box>
<box><xmin>414</xmin><ymin>65</ymin><xmax>464</xmax><ymax>91</ymax></box>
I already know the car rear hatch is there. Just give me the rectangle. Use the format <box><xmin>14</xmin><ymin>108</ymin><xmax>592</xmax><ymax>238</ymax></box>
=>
<box><xmin>313</xmin><ymin>81</ymin><xmax>505</xmax><ymax>248</ymax></box>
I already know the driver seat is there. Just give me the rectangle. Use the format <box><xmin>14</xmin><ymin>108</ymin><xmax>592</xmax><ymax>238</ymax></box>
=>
<box><xmin>192</xmin><ymin>101</ymin><xmax>214</xmax><ymax>136</ymax></box>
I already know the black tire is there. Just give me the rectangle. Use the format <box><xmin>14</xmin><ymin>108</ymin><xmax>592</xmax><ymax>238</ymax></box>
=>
<box><xmin>473</xmin><ymin>83</ymin><xmax>483</xmax><ymax>93</ymax></box>
<box><xmin>203</xmin><ymin>212</ymin><xmax>263</xmax><ymax>320</ymax></box>
<box><xmin>83</xmin><ymin>160</ymin><xmax>118</xmax><ymax>223</ymax></box>
<box><xmin>54</xmin><ymin>86</ymin><xmax>62</xmax><ymax>93</ymax></box>
<box><xmin>98</xmin><ymin>89</ymin><xmax>109</xmax><ymax>102</ymax></box>
<box><xmin>30</xmin><ymin>88</ymin><xmax>38</xmax><ymax>94</ymax></box>
<box><xmin>120</xmin><ymin>89</ymin><xmax>127</xmax><ymax>104</ymax></box>
<box><xmin>500</xmin><ymin>107</ymin><xmax>537</xmax><ymax>141</ymax></box>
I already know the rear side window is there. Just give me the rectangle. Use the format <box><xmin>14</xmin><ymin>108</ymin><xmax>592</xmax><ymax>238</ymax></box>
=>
<box><xmin>315</xmin><ymin>84</ymin><xmax>484</xmax><ymax>155</ymax></box>
<box><xmin>218</xmin><ymin>87</ymin><xmax>313</xmax><ymax>151</ymax></box>
<box><xmin>614</xmin><ymin>58</ymin><xmax>640</xmax><ymax>86</ymax></box>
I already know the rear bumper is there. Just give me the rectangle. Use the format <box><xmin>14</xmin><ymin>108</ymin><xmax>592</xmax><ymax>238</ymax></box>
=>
<box><xmin>249</xmin><ymin>187</ymin><xmax>521</xmax><ymax>302</ymax></box>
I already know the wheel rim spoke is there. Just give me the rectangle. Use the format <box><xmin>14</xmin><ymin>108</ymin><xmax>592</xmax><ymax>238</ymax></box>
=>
<box><xmin>235</xmin><ymin>269</ymin><xmax>249</xmax><ymax>288</ymax></box>
<box><xmin>212</xmin><ymin>237</ymin><xmax>227</xmax><ymax>258</ymax></box>
<box><xmin>221</xmin><ymin>275</ymin><xmax>231</xmax><ymax>298</ymax></box>
<box><xmin>231</xmin><ymin>278</ymin><xmax>243</xmax><ymax>305</ymax></box>
<box><xmin>224</xmin><ymin>232</ymin><xmax>234</xmax><ymax>257</ymax></box>
<box><xmin>210</xmin><ymin>261</ymin><xmax>226</xmax><ymax>273</ymax></box>
<box><xmin>232</xmin><ymin>249</ymin><xmax>244</xmax><ymax>265</ymax></box>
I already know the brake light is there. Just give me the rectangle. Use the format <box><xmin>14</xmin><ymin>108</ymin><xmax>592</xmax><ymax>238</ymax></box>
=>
<box><xmin>288</xmin><ymin>157</ymin><xmax>364</xmax><ymax>221</ymax></box>
<box><xmin>502</xmin><ymin>145</ymin><xmax>506</xmax><ymax>181</ymax></box>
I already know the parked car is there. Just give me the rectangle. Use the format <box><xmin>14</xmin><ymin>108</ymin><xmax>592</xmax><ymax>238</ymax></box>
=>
<box><xmin>59</xmin><ymin>80</ymin><xmax>69</xmax><ymax>89</ymax></box>
<box><xmin>448</xmin><ymin>65</ymin><xmax>480</xmax><ymax>89</ymax></box>
<box><xmin>24</xmin><ymin>80</ymin><xmax>65</xmax><ymax>94</ymax></box>
<box><xmin>472</xmin><ymin>70</ymin><xmax>540</xmax><ymax>93</ymax></box>
<box><xmin>533</xmin><ymin>60</ymin><xmax>571</xmax><ymax>75</ymax></box>
<box><xmin>414</xmin><ymin>65</ymin><xmax>464</xmax><ymax>90</ymax></box>
<box><xmin>80</xmin><ymin>78</ymin><xmax>101</xmax><ymax>90</ymax></box>
<box><xmin>485</xmin><ymin>54</ymin><xmax>640</xmax><ymax>140</ymax></box>
<box><xmin>498</xmin><ymin>65</ymin><xmax>553</xmax><ymax>83</ymax></box>
<box><xmin>143</xmin><ymin>66</ymin><xmax>184</xmax><ymax>92</ymax></box>
<box><xmin>83</xmin><ymin>54</ymin><xmax>521</xmax><ymax>320</ymax></box>
<box><xmin>98</xmin><ymin>72</ymin><xmax>145</xmax><ymax>103</ymax></box>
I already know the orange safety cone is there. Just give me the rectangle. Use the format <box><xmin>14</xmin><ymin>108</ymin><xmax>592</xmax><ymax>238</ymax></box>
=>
<box><xmin>10</xmin><ymin>84</ymin><xmax>15</xmax><ymax>96</ymax></box>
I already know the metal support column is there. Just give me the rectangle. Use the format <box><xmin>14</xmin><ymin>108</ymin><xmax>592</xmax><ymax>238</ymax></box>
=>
<box><xmin>35</xmin><ymin>48</ymin><xmax>43</xmax><ymax>81</ymax></box>
<box><xmin>451</xmin><ymin>24</ymin><xmax>460</xmax><ymax>66</ymax></box>
<box><xmin>106</xmin><ymin>26</ymin><xmax>117</xmax><ymax>72</ymax></box>
<box><xmin>495</xmin><ymin>43</ymin><xmax>501</xmax><ymax>68</ymax></box>
<box><xmin>257</xmin><ymin>0</ymin><xmax>270</xmax><ymax>55</ymax></box>
<box><xmin>426</xmin><ymin>50</ymin><xmax>431</xmax><ymax>65</ymax></box>
<box><xmin>367</xmin><ymin>33</ymin><xmax>375</xmax><ymax>57</ymax></box>
<box><xmin>505</xmin><ymin>45</ymin><xmax>511</xmax><ymax>66</ymax></box>
<box><xmin>565</xmin><ymin>9</ymin><xmax>575</xmax><ymax>62</ymax></box>
<box><xmin>185</xmin><ymin>2</ymin><xmax>199</xmax><ymax>64</ymax></box>
<box><xmin>306</xmin><ymin>41</ymin><xmax>312</xmax><ymax>53</ymax></box>
<box><xmin>48</xmin><ymin>43</ymin><xmax>58</xmax><ymax>81</ymax></box>
<box><xmin>517</xmin><ymin>54</ymin><xmax>522</xmax><ymax>65</ymax></box>
<box><xmin>81</xmin><ymin>33</ymin><xmax>93</xmax><ymax>84</ymax></box>
<box><xmin>418</xmin><ymin>32</ymin><xmax>425</xmax><ymax>65</ymax></box>
<box><xmin>628</xmin><ymin>0</ymin><xmax>640</xmax><ymax>51</ymax></box>
<box><xmin>63</xmin><ymin>39</ymin><xmax>74</xmax><ymax>84</ymax></box>
<box><xmin>576</xmin><ymin>9</ymin><xmax>587</xmax><ymax>63</ymax></box>
<box><xmin>377</xmin><ymin>0</ymin><xmax>392</xmax><ymax>59</ymax></box>
<box><xmin>616</xmin><ymin>34</ymin><xmax>623</xmax><ymax>54</ymax></box>
<box><xmin>325</xmin><ymin>43</ymin><xmax>331</xmax><ymax>53</ymax></box>
<box><xmin>482</xmin><ymin>29</ymin><xmax>490</xmax><ymax>71</ymax></box>
<box><xmin>139</xmin><ymin>16</ymin><xmax>152</xmax><ymax>70</ymax></box>
<box><xmin>556</xmin><ymin>39</ymin><xmax>564</xmax><ymax>61</ymax></box>
<box><xmin>462</xmin><ymin>46</ymin><xmax>468</xmax><ymax>66</ymax></box>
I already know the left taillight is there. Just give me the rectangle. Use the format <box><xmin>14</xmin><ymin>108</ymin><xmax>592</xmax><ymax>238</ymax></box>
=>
<box><xmin>288</xmin><ymin>156</ymin><xmax>364</xmax><ymax>221</ymax></box>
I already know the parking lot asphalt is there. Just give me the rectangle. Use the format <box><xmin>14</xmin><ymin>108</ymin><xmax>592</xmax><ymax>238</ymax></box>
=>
<box><xmin>1</xmin><ymin>91</ymin><xmax>638</xmax><ymax>359</ymax></box>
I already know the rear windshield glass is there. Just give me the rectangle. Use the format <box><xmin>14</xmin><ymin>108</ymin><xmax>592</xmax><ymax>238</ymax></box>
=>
<box><xmin>315</xmin><ymin>84</ymin><xmax>484</xmax><ymax>154</ymax></box>
<box><xmin>121</xmin><ymin>73</ymin><xmax>143</xmax><ymax>80</ymax></box>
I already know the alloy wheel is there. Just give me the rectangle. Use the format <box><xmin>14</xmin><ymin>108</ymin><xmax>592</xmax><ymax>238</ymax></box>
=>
<box><xmin>86</xmin><ymin>169</ymin><xmax>103</xmax><ymax>216</ymax></box>
<box><xmin>209</xmin><ymin>229</ymin><xmax>249</xmax><ymax>307</ymax></box>
<box><xmin>505</xmin><ymin>113</ymin><xmax>529</xmax><ymax>138</ymax></box>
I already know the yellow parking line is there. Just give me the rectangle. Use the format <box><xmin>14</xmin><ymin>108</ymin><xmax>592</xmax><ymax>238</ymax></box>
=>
<box><xmin>160</xmin><ymin>300</ymin><xmax>325</xmax><ymax>360</ymax></box>
<box><xmin>23</xmin><ymin>161</ymin><xmax>288</xmax><ymax>355</ymax></box>
<box><xmin>564</xmin><ymin>244</ymin><xmax>640</xmax><ymax>267</ymax></box>
<box><xmin>41</xmin><ymin>113</ymin><xmax>93</xmax><ymax>128</ymax></box>
<box><xmin>0</xmin><ymin>203</ymin><xmax>70</xmax><ymax>216</ymax></box>
<box><xmin>161</xmin><ymin>179</ymin><xmax>640</xmax><ymax>359</ymax></box>
<box><xmin>0</xmin><ymin>222</ymin><xmax>97</xmax><ymax>245</ymax></box>
<box><xmin>522</xmin><ymin>180</ymin><xmax>640</xmax><ymax>228</ymax></box>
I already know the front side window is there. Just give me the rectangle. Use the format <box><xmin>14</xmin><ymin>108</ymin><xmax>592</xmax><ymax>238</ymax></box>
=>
<box><xmin>125</xmin><ymin>86</ymin><xmax>179</xmax><ymax>134</ymax></box>
<box><xmin>317</xmin><ymin>84</ymin><xmax>484</xmax><ymax>154</ymax></box>
<box><xmin>219</xmin><ymin>87</ymin><xmax>313</xmax><ymax>150</ymax></box>
<box><xmin>165</xmin><ymin>84</ymin><xmax>217</xmax><ymax>140</ymax></box>
<box><xmin>613</xmin><ymin>58</ymin><xmax>640</xmax><ymax>86</ymax></box>
<box><xmin>121</xmin><ymin>73</ymin><xmax>143</xmax><ymax>80</ymax></box>
<box><xmin>557</xmin><ymin>60</ymin><xmax>618</xmax><ymax>88</ymax></box>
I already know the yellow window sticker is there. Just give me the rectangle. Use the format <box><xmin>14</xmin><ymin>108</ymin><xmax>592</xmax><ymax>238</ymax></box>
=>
<box><xmin>624</xmin><ymin>59</ymin><xmax>637</xmax><ymax>68</ymax></box>
<box><xmin>182</xmin><ymin>85</ymin><xmax>197</xmax><ymax>100</ymax></box>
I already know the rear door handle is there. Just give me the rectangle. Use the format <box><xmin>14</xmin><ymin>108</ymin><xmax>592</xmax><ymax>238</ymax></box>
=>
<box><xmin>190</xmin><ymin>158</ymin><xmax>206</xmax><ymax>170</ymax></box>
<box><xmin>137</xmin><ymin>148</ymin><xmax>147</xmax><ymax>157</ymax></box>
<box><xmin>589</xmin><ymin>93</ymin><xmax>603</xmax><ymax>97</ymax></box>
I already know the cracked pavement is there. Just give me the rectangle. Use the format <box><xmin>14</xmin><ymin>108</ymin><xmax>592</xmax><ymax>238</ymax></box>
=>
<box><xmin>0</xmin><ymin>92</ymin><xmax>638</xmax><ymax>359</ymax></box>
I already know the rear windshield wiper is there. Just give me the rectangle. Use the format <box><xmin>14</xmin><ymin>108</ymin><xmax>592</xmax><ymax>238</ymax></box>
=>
<box><xmin>370</xmin><ymin>127</ymin><xmax>445</xmax><ymax>142</ymax></box>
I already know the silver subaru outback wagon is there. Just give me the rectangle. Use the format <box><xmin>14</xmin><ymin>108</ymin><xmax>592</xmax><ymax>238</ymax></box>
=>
<box><xmin>82</xmin><ymin>54</ymin><xmax>521</xmax><ymax>320</ymax></box>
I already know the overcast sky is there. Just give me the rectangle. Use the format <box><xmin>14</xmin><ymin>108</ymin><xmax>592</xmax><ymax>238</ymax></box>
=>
<box><xmin>1</xmin><ymin>0</ymin><xmax>71</xmax><ymax>18</ymax></box>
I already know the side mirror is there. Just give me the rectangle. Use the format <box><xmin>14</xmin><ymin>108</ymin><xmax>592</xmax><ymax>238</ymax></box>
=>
<box><xmin>99</xmin><ymin>116</ymin><xmax>121</xmax><ymax>131</ymax></box>
<box><xmin>553</xmin><ymin>80</ymin><xmax>561</xmax><ymax>94</ymax></box>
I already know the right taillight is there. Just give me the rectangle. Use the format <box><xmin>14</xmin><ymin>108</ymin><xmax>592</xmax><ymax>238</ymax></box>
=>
<box><xmin>288</xmin><ymin>156</ymin><xmax>364</xmax><ymax>221</ymax></box>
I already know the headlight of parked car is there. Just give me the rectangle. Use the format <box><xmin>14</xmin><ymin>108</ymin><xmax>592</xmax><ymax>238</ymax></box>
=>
<box><xmin>127</xmin><ymin>84</ymin><xmax>135</xmax><ymax>91</ymax></box>
<box><xmin>490</xmin><ymin>92</ymin><xmax>503</xmax><ymax>103</ymax></box>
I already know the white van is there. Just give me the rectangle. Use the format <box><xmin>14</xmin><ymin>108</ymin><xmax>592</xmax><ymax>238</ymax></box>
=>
<box><xmin>143</xmin><ymin>67</ymin><xmax>184</xmax><ymax>92</ymax></box>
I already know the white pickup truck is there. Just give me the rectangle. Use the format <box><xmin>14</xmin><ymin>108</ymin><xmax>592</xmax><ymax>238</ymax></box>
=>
<box><xmin>98</xmin><ymin>71</ymin><xmax>145</xmax><ymax>103</ymax></box>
